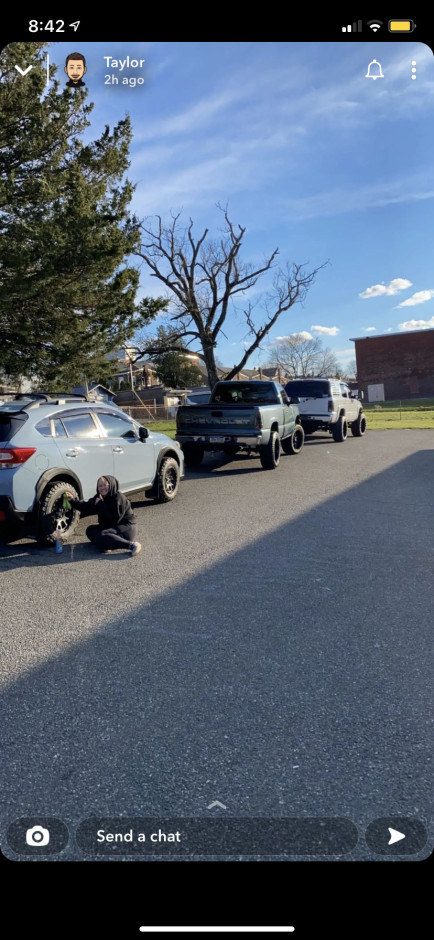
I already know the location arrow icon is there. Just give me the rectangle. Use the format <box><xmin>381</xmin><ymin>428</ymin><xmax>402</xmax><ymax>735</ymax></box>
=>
<box><xmin>15</xmin><ymin>65</ymin><xmax>33</xmax><ymax>76</ymax></box>
<box><xmin>388</xmin><ymin>827</ymin><xmax>406</xmax><ymax>845</ymax></box>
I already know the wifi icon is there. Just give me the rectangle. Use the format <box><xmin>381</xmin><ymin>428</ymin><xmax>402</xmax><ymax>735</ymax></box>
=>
<box><xmin>367</xmin><ymin>19</ymin><xmax>383</xmax><ymax>32</ymax></box>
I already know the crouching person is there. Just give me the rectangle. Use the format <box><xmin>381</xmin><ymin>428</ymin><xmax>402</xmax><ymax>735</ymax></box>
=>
<box><xmin>66</xmin><ymin>475</ymin><xmax>141</xmax><ymax>555</ymax></box>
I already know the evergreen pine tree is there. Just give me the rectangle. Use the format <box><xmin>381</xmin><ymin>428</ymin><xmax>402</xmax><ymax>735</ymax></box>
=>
<box><xmin>0</xmin><ymin>42</ymin><xmax>155</xmax><ymax>386</ymax></box>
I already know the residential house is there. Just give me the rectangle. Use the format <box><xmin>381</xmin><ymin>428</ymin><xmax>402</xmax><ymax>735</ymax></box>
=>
<box><xmin>72</xmin><ymin>382</ymin><xmax>117</xmax><ymax>402</ymax></box>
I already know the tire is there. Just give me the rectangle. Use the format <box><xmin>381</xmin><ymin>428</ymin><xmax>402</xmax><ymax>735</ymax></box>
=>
<box><xmin>182</xmin><ymin>443</ymin><xmax>204</xmax><ymax>468</ymax></box>
<box><xmin>39</xmin><ymin>481</ymin><xmax>80</xmax><ymax>543</ymax></box>
<box><xmin>154</xmin><ymin>457</ymin><xmax>180</xmax><ymax>502</ymax></box>
<box><xmin>332</xmin><ymin>416</ymin><xmax>348</xmax><ymax>443</ymax></box>
<box><xmin>351</xmin><ymin>413</ymin><xmax>367</xmax><ymax>437</ymax></box>
<box><xmin>302</xmin><ymin>422</ymin><xmax>316</xmax><ymax>436</ymax></box>
<box><xmin>259</xmin><ymin>430</ymin><xmax>280</xmax><ymax>470</ymax></box>
<box><xmin>281</xmin><ymin>424</ymin><xmax>305</xmax><ymax>455</ymax></box>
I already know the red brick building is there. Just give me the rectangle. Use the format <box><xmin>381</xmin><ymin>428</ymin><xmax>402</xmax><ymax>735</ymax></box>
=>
<box><xmin>350</xmin><ymin>329</ymin><xmax>434</xmax><ymax>402</ymax></box>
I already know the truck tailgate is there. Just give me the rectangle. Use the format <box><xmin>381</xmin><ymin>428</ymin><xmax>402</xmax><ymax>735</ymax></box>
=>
<box><xmin>177</xmin><ymin>404</ymin><xmax>258</xmax><ymax>433</ymax></box>
<box><xmin>297</xmin><ymin>396</ymin><xmax>330</xmax><ymax>417</ymax></box>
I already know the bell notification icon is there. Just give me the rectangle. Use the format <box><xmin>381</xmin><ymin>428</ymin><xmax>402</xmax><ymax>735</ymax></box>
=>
<box><xmin>365</xmin><ymin>59</ymin><xmax>384</xmax><ymax>79</ymax></box>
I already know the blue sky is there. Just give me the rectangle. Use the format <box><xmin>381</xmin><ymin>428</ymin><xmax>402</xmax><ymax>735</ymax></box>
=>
<box><xmin>48</xmin><ymin>41</ymin><xmax>434</xmax><ymax>371</ymax></box>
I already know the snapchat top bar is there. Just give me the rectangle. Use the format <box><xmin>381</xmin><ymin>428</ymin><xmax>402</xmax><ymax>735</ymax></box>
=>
<box><xmin>138</xmin><ymin>930</ymin><xmax>295</xmax><ymax>934</ymax></box>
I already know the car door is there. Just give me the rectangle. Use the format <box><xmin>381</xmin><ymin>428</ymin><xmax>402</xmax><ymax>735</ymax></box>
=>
<box><xmin>280</xmin><ymin>388</ymin><xmax>294</xmax><ymax>437</ymax></box>
<box><xmin>339</xmin><ymin>383</ymin><xmax>357</xmax><ymax>420</ymax></box>
<box><xmin>95</xmin><ymin>411</ymin><xmax>156</xmax><ymax>491</ymax></box>
<box><xmin>52</xmin><ymin>410</ymin><xmax>115</xmax><ymax>497</ymax></box>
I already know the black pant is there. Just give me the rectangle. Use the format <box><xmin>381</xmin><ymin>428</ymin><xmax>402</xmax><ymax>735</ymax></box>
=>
<box><xmin>86</xmin><ymin>523</ymin><xmax>137</xmax><ymax>552</ymax></box>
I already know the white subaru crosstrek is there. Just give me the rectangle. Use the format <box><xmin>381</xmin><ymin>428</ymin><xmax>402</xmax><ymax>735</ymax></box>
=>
<box><xmin>0</xmin><ymin>393</ymin><xmax>184</xmax><ymax>542</ymax></box>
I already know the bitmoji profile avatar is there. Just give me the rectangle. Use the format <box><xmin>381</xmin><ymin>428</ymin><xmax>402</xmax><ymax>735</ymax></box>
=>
<box><xmin>65</xmin><ymin>52</ymin><xmax>87</xmax><ymax>87</ymax></box>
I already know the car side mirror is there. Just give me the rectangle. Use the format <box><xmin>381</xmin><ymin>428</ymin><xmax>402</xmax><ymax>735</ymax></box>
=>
<box><xmin>358</xmin><ymin>390</ymin><xmax>364</xmax><ymax>400</ymax></box>
<box><xmin>139</xmin><ymin>426</ymin><xmax>149</xmax><ymax>441</ymax></box>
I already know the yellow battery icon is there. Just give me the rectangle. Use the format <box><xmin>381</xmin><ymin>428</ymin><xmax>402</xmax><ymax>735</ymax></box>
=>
<box><xmin>388</xmin><ymin>20</ymin><xmax>415</xmax><ymax>32</ymax></box>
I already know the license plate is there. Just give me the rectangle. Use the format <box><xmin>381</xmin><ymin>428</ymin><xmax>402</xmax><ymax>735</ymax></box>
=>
<box><xmin>209</xmin><ymin>436</ymin><xmax>225</xmax><ymax>443</ymax></box>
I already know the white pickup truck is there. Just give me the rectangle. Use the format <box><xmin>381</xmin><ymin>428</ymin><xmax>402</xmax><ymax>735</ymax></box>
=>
<box><xmin>284</xmin><ymin>378</ymin><xmax>366</xmax><ymax>442</ymax></box>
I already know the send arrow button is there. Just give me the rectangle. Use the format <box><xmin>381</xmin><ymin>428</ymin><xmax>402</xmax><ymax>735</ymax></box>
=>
<box><xmin>365</xmin><ymin>817</ymin><xmax>427</xmax><ymax>855</ymax></box>
<box><xmin>388</xmin><ymin>827</ymin><xmax>405</xmax><ymax>845</ymax></box>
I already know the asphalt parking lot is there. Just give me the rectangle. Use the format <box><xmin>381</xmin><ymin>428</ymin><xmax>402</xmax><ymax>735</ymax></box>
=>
<box><xmin>1</xmin><ymin>429</ymin><xmax>433</xmax><ymax>862</ymax></box>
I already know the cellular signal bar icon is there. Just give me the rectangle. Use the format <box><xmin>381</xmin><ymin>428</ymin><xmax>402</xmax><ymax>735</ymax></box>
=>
<box><xmin>342</xmin><ymin>20</ymin><xmax>362</xmax><ymax>32</ymax></box>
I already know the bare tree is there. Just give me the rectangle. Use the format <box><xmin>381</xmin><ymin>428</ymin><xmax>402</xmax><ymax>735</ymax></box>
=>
<box><xmin>267</xmin><ymin>333</ymin><xmax>340</xmax><ymax>379</ymax></box>
<box><xmin>346</xmin><ymin>358</ymin><xmax>357</xmax><ymax>380</ymax></box>
<box><xmin>133</xmin><ymin>207</ymin><xmax>325</xmax><ymax>389</ymax></box>
<box><xmin>314</xmin><ymin>341</ymin><xmax>341</xmax><ymax>378</ymax></box>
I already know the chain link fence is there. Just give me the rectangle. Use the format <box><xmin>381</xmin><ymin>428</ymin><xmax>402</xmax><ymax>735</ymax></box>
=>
<box><xmin>116</xmin><ymin>403</ymin><xmax>177</xmax><ymax>423</ymax></box>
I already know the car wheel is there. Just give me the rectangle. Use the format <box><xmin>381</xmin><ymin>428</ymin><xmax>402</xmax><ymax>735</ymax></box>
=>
<box><xmin>281</xmin><ymin>425</ymin><xmax>305</xmax><ymax>455</ymax></box>
<box><xmin>351</xmin><ymin>413</ymin><xmax>367</xmax><ymax>437</ymax></box>
<box><xmin>182</xmin><ymin>444</ymin><xmax>204</xmax><ymax>468</ymax></box>
<box><xmin>259</xmin><ymin>430</ymin><xmax>280</xmax><ymax>469</ymax></box>
<box><xmin>39</xmin><ymin>481</ymin><xmax>80</xmax><ymax>543</ymax></box>
<box><xmin>155</xmin><ymin>457</ymin><xmax>180</xmax><ymax>502</ymax></box>
<box><xmin>302</xmin><ymin>422</ymin><xmax>316</xmax><ymax>435</ymax></box>
<box><xmin>332</xmin><ymin>417</ymin><xmax>348</xmax><ymax>442</ymax></box>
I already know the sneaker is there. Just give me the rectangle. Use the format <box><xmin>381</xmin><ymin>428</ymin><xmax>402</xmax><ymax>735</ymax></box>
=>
<box><xmin>131</xmin><ymin>541</ymin><xmax>142</xmax><ymax>556</ymax></box>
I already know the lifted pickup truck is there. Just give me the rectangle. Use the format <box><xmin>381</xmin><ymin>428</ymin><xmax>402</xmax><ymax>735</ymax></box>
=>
<box><xmin>176</xmin><ymin>380</ymin><xmax>304</xmax><ymax>470</ymax></box>
<box><xmin>284</xmin><ymin>377</ymin><xmax>366</xmax><ymax>442</ymax></box>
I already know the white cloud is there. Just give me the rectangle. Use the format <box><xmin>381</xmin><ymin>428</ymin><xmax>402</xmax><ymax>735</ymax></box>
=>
<box><xmin>288</xmin><ymin>177</ymin><xmax>434</xmax><ymax>221</ymax></box>
<box><xmin>310</xmin><ymin>325</ymin><xmax>340</xmax><ymax>336</ymax></box>
<box><xmin>290</xmin><ymin>331</ymin><xmax>313</xmax><ymax>341</ymax></box>
<box><xmin>362</xmin><ymin>326</ymin><xmax>376</xmax><ymax>332</ymax></box>
<box><xmin>399</xmin><ymin>317</ymin><xmax>434</xmax><ymax>331</ymax></box>
<box><xmin>359</xmin><ymin>278</ymin><xmax>412</xmax><ymax>299</ymax></box>
<box><xmin>134</xmin><ymin>87</ymin><xmax>250</xmax><ymax>144</ymax></box>
<box><xmin>274</xmin><ymin>331</ymin><xmax>313</xmax><ymax>342</ymax></box>
<box><xmin>396</xmin><ymin>290</ymin><xmax>434</xmax><ymax>307</ymax></box>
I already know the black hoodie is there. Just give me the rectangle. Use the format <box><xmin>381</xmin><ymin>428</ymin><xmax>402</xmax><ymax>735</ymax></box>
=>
<box><xmin>70</xmin><ymin>475</ymin><xmax>136</xmax><ymax>527</ymax></box>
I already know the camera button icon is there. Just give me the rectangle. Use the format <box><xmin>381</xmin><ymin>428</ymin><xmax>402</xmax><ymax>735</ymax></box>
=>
<box><xmin>6</xmin><ymin>817</ymin><xmax>69</xmax><ymax>856</ymax></box>
<box><xmin>26</xmin><ymin>824</ymin><xmax>50</xmax><ymax>846</ymax></box>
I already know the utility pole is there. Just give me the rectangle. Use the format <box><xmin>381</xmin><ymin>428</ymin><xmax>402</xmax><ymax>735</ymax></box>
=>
<box><xmin>124</xmin><ymin>348</ymin><xmax>135</xmax><ymax>391</ymax></box>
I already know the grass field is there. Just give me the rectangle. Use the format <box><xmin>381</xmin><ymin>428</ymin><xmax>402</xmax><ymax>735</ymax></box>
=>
<box><xmin>147</xmin><ymin>399</ymin><xmax>434</xmax><ymax>437</ymax></box>
<box><xmin>363</xmin><ymin>398</ymin><xmax>434</xmax><ymax>430</ymax></box>
<box><xmin>151</xmin><ymin>420</ymin><xmax>177</xmax><ymax>439</ymax></box>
